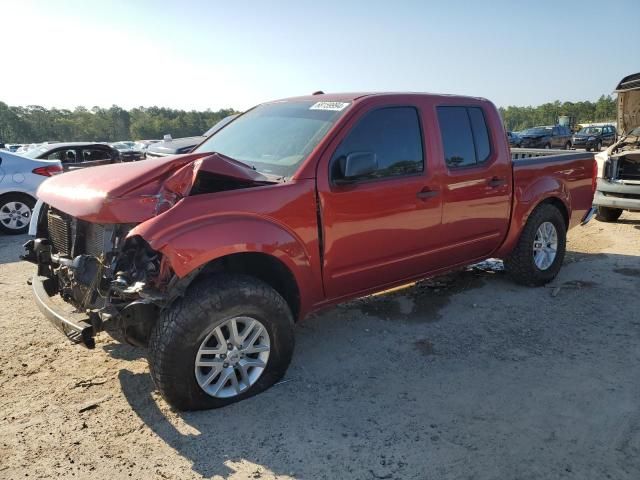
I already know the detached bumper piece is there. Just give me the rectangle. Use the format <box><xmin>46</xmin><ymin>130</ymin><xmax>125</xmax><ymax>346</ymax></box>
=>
<box><xmin>31</xmin><ymin>275</ymin><xmax>96</xmax><ymax>348</ymax></box>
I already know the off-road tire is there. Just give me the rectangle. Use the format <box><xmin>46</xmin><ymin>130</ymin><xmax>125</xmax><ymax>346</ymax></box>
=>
<box><xmin>505</xmin><ymin>203</ymin><xmax>567</xmax><ymax>286</ymax></box>
<box><xmin>0</xmin><ymin>193</ymin><xmax>35</xmax><ymax>235</ymax></box>
<box><xmin>595</xmin><ymin>206</ymin><xmax>622</xmax><ymax>223</ymax></box>
<box><xmin>148</xmin><ymin>274</ymin><xmax>295</xmax><ymax>410</ymax></box>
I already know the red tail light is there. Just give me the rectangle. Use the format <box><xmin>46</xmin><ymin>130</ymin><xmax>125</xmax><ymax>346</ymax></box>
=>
<box><xmin>32</xmin><ymin>165</ymin><xmax>64</xmax><ymax>177</ymax></box>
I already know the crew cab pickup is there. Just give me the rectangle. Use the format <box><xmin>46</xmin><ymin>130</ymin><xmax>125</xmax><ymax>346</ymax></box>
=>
<box><xmin>24</xmin><ymin>93</ymin><xmax>596</xmax><ymax>410</ymax></box>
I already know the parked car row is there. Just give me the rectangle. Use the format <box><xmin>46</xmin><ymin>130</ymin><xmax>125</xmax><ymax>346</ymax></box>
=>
<box><xmin>508</xmin><ymin>123</ymin><xmax>617</xmax><ymax>152</ymax></box>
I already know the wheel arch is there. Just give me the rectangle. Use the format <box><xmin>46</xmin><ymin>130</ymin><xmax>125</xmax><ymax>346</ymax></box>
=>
<box><xmin>193</xmin><ymin>252</ymin><xmax>302</xmax><ymax>321</ymax></box>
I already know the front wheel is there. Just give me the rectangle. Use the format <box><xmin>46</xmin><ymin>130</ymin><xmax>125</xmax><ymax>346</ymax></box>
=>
<box><xmin>148</xmin><ymin>274</ymin><xmax>295</xmax><ymax>410</ymax></box>
<box><xmin>505</xmin><ymin>204</ymin><xmax>567</xmax><ymax>286</ymax></box>
<box><xmin>595</xmin><ymin>206</ymin><xmax>622</xmax><ymax>222</ymax></box>
<box><xmin>565</xmin><ymin>141</ymin><xmax>572</xmax><ymax>150</ymax></box>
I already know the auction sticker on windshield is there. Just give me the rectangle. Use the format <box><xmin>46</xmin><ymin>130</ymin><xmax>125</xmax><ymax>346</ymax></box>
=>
<box><xmin>309</xmin><ymin>101</ymin><xmax>350</xmax><ymax>111</ymax></box>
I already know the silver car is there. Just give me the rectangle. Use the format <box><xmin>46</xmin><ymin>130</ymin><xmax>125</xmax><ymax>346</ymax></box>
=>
<box><xmin>0</xmin><ymin>150</ymin><xmax>62</xmax><ymax>234</ymax></box>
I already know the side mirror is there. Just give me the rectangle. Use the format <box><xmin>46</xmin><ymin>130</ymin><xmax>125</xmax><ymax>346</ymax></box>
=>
<box><xmin>336</xmin><ymin>151</ymin><xmax>377</xmax><ymax>183</ymax></box>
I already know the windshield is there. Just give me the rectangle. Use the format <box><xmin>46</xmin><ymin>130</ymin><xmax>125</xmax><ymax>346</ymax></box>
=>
<box><xmin>578</xmin><ymin>127</ymin><xmax>602</xmax><ymax>135</ymax></box>
<box><xmin>111</xmin><ymin>143</ymin><xmax>129</xmax><ymax>150</ymax></box>
<box><xmin>523</xmin><ymin>127</ymin><xmax>552</xmax><ymax>135</ymax></box>
<box><xmin>194</xmin><ymin>101</ymin><xmax>349</xmax><ymax>177</ymax></box>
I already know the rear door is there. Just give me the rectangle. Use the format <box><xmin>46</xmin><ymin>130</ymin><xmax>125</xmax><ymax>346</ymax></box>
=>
<box><xmin>317</xmin><ymin>99</ymin><xmax>444</xmax><ymax>300</ymax></box>
<box><xmin>435</xmin><ymin>103</ymin><xmax>512</xmax><ymax>265</ymax></box>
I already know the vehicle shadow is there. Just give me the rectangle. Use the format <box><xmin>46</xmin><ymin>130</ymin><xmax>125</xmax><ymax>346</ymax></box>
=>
<box><xmin>115</xmin><ymin>251</ymin><xmax>640</xmax><ymax>479</ymax></box>
<box><xmin>0</xmin><ymin>233</ymin><xmax>28</xmax><ymax>265</ymax></box>
<box><xmin>616</xmin><ymin>216</ymin><xmax>640</xmax><ymax>226</ymax></box>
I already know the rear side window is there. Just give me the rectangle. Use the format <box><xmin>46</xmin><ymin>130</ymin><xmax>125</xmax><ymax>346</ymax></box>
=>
<box><xmin>82</xmin><ymin>148</ymin><xmax>111</xmax><ymax>161</ymax></box>
<box><xmin>437</xmin><ymin>106</ymin><xmax>492</xmax><ymax>168</ymax></box>
<box><xmin>331</xmin><ymin>107</ymin><xmax>424</xmax><ymax>182</ymax></box>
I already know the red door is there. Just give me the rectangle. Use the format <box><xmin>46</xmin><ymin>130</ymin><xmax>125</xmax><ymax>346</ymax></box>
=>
<box><xmin>435</xmin><ymin>103</ymin><xmax>512</xmax><ymax>264</ymax></box>
<box><xmin>316</xmin><ymin>99</ymin><xmax>443</xmax><ymax>300</ymax></box>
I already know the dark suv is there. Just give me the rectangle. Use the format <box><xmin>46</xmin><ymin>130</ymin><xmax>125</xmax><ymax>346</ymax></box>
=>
<box><xmin>519</xmin><ymin>125</ymin><xmax>573</xmax><ymax>149</ymax></box>
<box><xmin>571</xmin><ymin>125</ymin><xmax>617</xmax><ymax>152</ymax></box>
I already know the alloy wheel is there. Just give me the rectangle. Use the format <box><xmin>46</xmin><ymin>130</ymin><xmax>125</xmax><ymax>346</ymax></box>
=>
<box><xmin>533</xmin><ymin>221</ymin><xmax>558</xmax><ymax>270</ymax></box>
<box><xmin>0</xmin><ymin>201</ymin><xmax>31</xmax><ymax>231</ymax></box>
<box><xmin>194</xmin><ymin>316</ymin><xmax>270</xmax><ymax>398</ymax></box>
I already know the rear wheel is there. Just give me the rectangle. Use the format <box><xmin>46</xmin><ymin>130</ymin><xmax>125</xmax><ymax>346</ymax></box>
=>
<box><xmin>505</xmin><ymin>204</ymin><xmax>567</xmax><ymax>286</ymax></box>
<box><xmin>0</xmin><ymin>193</ymin><xmax>35</xmax><ymax>235</ymax></box>
<box><xmin>148</xmin><ymin>274</ymin><xmax>295</xmax><ymax>410</ymax></box>
<box><xmin>544</xmin><ymin>143</ymin><xmax>551</xmax><ymax>149</ymax></box>
<box><xmin>595</xmin><ymin>206</ymin><xmax>622</xmax><ymax>222</ymax></box>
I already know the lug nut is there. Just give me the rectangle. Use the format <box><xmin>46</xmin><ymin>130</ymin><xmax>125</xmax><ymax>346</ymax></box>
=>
<box><xmin>221</xmin><ymin>354</ymin><xmax>226</xmax><ymax>359</ymax></box>
<box><xmin>227</xmin><ymin>343</ymin><xmax>233</xmax><ymax>350</ymax></box>
<box><xmin>223</xmin><ymin>363</ymin><xmax>228</xmax><ymax>368</ymax></box>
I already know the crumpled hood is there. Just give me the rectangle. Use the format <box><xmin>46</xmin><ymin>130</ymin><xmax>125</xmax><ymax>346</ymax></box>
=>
<box><xmin>37</xmin><ymin>152</ymin><xmax>271</xmax><ymax>223</ymax></box>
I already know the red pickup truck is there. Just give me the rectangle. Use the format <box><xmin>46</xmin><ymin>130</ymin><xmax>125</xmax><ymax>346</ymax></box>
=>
<box><xmin>24</xmin><ymin>93</ymin><xmax>596</xmax><ymax>410</ymax></box>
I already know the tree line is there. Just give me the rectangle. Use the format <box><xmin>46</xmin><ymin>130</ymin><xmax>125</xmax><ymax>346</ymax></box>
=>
<box><xmin>0</xmin><ymin>102</ymin><xmax>238</xmax><ymax>144</ymax></box>
<box><xmin>499</xmin><ymin>94</ymin><xmax>617</xmax><ymax>132</ymax></box>
<box><xmin>0</xmin><ymin>94</ymin><xmax>618</xmax><ymax>144</ymax></box>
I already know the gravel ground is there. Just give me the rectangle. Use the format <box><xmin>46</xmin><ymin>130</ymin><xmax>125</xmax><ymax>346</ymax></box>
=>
<box><xmin>1</xmin><ymin>213</ymin><xmax>639</xmax><ymax>479</ymax></box>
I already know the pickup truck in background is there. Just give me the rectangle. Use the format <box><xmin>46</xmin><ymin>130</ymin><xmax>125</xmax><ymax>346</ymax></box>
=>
<box><xmin>593</xmin><ymin>72</ymin><xmax>640</xmax><ymax>222</ymax></box>
<box><xmin>24</xmin><ymin>92</ymin><xmax>596</xmax><ymax>410</ymax></box>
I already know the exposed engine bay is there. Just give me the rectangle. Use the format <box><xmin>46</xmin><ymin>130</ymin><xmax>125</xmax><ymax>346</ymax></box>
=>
<box><xmin>604</xmin><ymin>128</ymin><xmax>640</xmax><ymax>182</ymax></box>
<box><xmin>24</xmin><ymin>152</ymin><xmax>275</xmax><ymax>347</ymax></box>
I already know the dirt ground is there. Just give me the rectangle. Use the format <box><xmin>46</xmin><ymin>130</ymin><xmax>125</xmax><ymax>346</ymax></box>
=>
<box><xmin>1</xmin><ymin>213</ymin><xmax>639</xmax><ymax>480</ymax></box>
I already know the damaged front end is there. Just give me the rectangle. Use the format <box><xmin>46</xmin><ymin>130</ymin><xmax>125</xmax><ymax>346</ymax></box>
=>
<box><xmin>595</xmin><ymin>131</ymin><xmax>640</xmax><ymax>211</ymax></box>
<box><xmin>594</xmin><ymin>74</ymin><xmax>640</xmax><ymax>211</ymax></box>
<box><xmin>23</xmin><ymin>208</ymin><xmax>166</xmax><ymax>347</ymax></box>
<box><xmin>24</xmin><ymin>152</ymin><xmax>275</xmax><ymax>348</ymax></box>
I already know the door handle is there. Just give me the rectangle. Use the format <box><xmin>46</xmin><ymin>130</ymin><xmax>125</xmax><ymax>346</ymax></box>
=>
<box><xmin>416</xmin><ymin>188</ymin><xmax>439</xmax><ymax>200</ymax></box>
<box><xmin>487</xmin><ymin>177</ymin><xmax>507</xmax><ymax>188</ymax></box>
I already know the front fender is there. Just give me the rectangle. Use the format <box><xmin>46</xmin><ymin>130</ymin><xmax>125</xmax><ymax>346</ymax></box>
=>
<box><xmin>130</xmin><ymin>214</ymin><xmax>322</xmax><ymax>315</ymax></box>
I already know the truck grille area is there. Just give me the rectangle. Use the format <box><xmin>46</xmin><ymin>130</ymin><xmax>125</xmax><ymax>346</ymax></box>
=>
<box><xmin>46</xmin><ymin>207</ymin><xmax>110</xmax><ymax>258</ymax></box>
<box><xmin>47</xmin><ymin>208</ymin><xmax>72</xmax><ymax>256</ymax></box>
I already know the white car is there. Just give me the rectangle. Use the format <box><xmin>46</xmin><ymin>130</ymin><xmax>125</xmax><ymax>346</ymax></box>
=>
<box><xmin>0</xmin><ymin>150</ymin><xmax>62</xmax><ymax>234</ymax></box>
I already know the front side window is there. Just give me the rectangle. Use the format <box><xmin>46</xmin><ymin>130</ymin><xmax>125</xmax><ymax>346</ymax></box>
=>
<box><xmin>47</xmin><ymin>149</ymin><xmax>77</xmax><ymax>163</ymax></box>
<box><xmin>194</xmin><ymin>101</ymin><xmax>349</xmax><ymax>178</ymax></box>
<box><xmin>437</xmin><ymin>106</ymin><xmax>492</xmax><ymax>168</ymax></box>
<box><xmin>331</xmin><ymin>107</ymin><xmax>424</xmax><ymax>182</ymax></box>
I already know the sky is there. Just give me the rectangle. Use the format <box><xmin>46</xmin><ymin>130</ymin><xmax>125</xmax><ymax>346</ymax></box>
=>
<box><xmin>2</xmin><ymin>0</ymin><xmax>639</xmax><ymax>112</ymax></box>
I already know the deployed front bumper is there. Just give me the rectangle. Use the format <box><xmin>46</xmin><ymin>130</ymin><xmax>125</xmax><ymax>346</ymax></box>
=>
<box><xmin>31</xmin><ymin>275</ymin><xmax>96</xmax><ymax>348</ymax></box>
